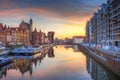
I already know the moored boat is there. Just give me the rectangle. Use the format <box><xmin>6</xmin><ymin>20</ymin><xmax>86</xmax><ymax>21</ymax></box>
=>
<box><xmin>0</xmin><ymin>42</ymin><xmax>6</xmax><ymax>52</ymax></box>
<box><xmin>11</xmin><ymin>46</ymin><xmax>41</xmax><ymax>55</ymax></box>
<box><xmin>0</xmin><ymin>57</ymin><xmax>13</xmax><ymax>67</ymax></box>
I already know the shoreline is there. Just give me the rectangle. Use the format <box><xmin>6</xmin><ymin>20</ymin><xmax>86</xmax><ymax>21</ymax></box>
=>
<box><xmin>78</xmin><ymin>44</ymin><xmax>120</xmax><ymax>78</ymax></box>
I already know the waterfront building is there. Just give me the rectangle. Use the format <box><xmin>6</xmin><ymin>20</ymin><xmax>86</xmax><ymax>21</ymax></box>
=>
<box><xmin>41</xmin><ymin>32</ymin><xmax>46</xmax><ymax>44</ymax></box>
<box><xmin>108</xmin><ymin>0</ymin><xmax>120</xmax><ymax>48</ymax></box>
<box><xmin>86</xmin><ymin>21</ymin><xmax>91</xmax><ymax>44</ymax></box>
<box><xmin>0</xmin><ymin>24</ymin><xmax>7</xmax><ymax>46</ymax></box>
<box><xmin>32</xmin><ymin>28</ymin><xmax>39</xmax><ymax>46</ymax></box>
<box><xmin>19</xmin><ymin>19</ymin><xmax>33</xmax><ymax>43</ymax></box>
<box><xmin>38</xmin><ymin>30</ymin><xmax>42</xmax><ymax>44</ymax></box>
<box><xmin>0</xmin><ymin>18</ymin><xmax>53</xmax><ymax>46</ymax></box>
<box><xmin>96</xmin><ymin>4</ymin><xmax>109</xmax><ymax>48</ymax></box>
<box><xmin>47</xmin><ymin>31</ymin><xmax>55</xmax><ymax>43</ymax></box>
<box><xmin>90</xmin><ymin>13</ymin><xmax>98</xmax><ymax>46</ymax></box>
<box><xmin>73</xmin><ymin>36</ymin><xmax>85</xmax><ymax>44</ymax></box>
<box><xmin>44</xmin><ymin>36</ymin><xmax>49</xmax><ymax>44</ymax></box>
<box><xmin>86</xmin><ymin>0</ymin><xmax>120</xmax><ymax>50</ymax></box>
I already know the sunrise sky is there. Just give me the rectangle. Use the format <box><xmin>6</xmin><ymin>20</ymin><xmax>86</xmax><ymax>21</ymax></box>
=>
<box><xmin>0</xmin><ymin>0</ymin><xmax>107</xmax><ymax>39</ymax></box>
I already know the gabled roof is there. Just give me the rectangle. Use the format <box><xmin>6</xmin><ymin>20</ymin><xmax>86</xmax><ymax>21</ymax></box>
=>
<box><xmin>19</xmin><ymin>21</ymin><xmax>30</xmax><ymax>29</ymax></box>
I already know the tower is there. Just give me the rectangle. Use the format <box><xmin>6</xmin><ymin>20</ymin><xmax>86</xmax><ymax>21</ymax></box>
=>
<box><xmin>48</xmin><ymin>31</ymin><xmax>55</xmax><ymax>43</ymax></box>
<box><xmin>29</xmin><ymin>18</ymin><xmax>33</xmax><ymax>42</ymax></box>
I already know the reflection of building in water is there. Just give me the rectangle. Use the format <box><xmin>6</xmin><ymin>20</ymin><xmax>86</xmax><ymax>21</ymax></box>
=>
<box><xmin>86</xmin><ymin>57</ymin><xmax>117</xmax><ymax>80</ymax></box>
<box><xmin>73</xmin><ymin>45</ymin><xmax>80</xmax><ymax>52</ymax></box>
<box><xmin>0</xmin><ymin>63</ymin><xmax>12</xmax><ymax>79</ymax></box>
<box><xmin>0</xmin><ymin>46</ymin><xmax>52</xmax><ymax>79</ymax></box>
<box><xmin>0</xmin><ymin>69</ymin><xmax>7</xmax><ymax>79</ymax></box>
<box><xmin>11</xmin><ymin>47</ymin><xmax>50</xmax><ymax>76</ymax></box>
<box><xmin>48</xmin><ymin>47</ymin><xmax>54</xmax><ymax>58</ymax></box>
<box><xmin>12</xmin><ymin>59</ymin><xmax>33</xmax><ymax>75</ymax></box>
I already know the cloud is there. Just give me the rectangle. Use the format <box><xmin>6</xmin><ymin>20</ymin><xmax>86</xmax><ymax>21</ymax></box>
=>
<box><xmin>0</xmin><ymin>0</ymin><xmax>107</xmax><ymax>39</ymax></box>
<box><xmin>0</xmin><ymin>9</ymin><xmax>29</xmax><ymax>19</ymax></box>
<box><xmin>0</xmin><ymin>0</ymin><xmax>107</xmax><ymax>23</ymax></box>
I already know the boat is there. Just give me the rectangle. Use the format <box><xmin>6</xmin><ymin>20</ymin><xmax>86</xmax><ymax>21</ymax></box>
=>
<box><xmin>0</xmin><ymin>42</ymin><xmax>5</xmax><ymax>52</ymax></box>
<box><xmin>11</xmin><ymin>46</ymin><xmax>41</xmax><ymax>55</ymax></box>
<box><xmin>0</xmin><ymin>57</ymin><xmax>13</xmax><ymax>67</ymax></box>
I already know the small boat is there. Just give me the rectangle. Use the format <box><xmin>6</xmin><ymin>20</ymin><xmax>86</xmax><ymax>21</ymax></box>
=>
<box><xmin>12</xmin><ymin>46</ymin><xmax>41</xmax><ymax>55</ymax></box>
<box><xmin>0</xmin><ymin>42</ymin><xmax>6</xmax><ymax>52</ymax></box>
<box><xmin>0</xmin><ymin>57</ymin><xmax>13</xmax><ymax>67</ymax></box>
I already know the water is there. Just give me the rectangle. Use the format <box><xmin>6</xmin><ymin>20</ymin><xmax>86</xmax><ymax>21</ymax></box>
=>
<box><xmin>0</xmin><ymin>45</ymin><xmax>119</xmax><ymax>80</ymax></box>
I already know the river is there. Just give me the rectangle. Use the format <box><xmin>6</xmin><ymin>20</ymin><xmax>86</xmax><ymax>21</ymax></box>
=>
<box><xmin>0</xmin><ymin>45</ymin><xmax>119</xmax><ymax>80</ymax></box>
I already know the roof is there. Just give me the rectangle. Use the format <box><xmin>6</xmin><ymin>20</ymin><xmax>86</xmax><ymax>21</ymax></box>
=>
<box><xmin>19</xmin><ymin>21</ymin><xmax>30</xmax><ymax>29</ymax></box>
<box><xmin>48</xmin><ymin>31</ymin><xmax>55</xmax><ymax>34</ymax></box>
<box><xmin>73</xmin><ymin>36</ymin><xmax>85</xmax><ymax>39</ymax></box>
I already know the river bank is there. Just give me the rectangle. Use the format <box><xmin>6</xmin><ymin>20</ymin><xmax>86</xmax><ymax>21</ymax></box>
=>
<box><xmin>78</xmin><ymin>44</ymin><xmax>120</xmax><ymax>78</ymax></box>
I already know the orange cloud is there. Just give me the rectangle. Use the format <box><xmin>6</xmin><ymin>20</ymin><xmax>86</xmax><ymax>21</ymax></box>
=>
<box><xmin>0</xmin><ymin>9</ymin><xmax>29</xmax><ymax>19</ymax></box>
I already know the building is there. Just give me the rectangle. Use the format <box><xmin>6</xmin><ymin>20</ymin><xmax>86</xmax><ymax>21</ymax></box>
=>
<box><xmin>0</xmin><ymin>18</ymin><xmax>53</xmax><ymax>46</ymax></box>
<box><xmin>0</xmin><ymin>24</ymin><xmax>7</xmax><ymax>46</ymax></box>
<box><xmin>47</xmin><ymin>31</ymin><xmax>55</xmax><ymax>43</ymax></box>
<box><xmin>90</xmin><ymin>13</ymin><xmax>98</xmax><ymax>46</ymax></box>
<box><xmin>108</xmin><ymin>0</ymin><xmax>120</xmax><ymax>48</ymax></box>
<box><xmin>19</xmin><ymin>19</ymin><xmax>33</xmax><ymax>42</ymax></box>
<box><xmin>32</xmin><ymin>28</ymin><xmax>39</xmax><ymax>46</ymax></box>
<box><xmin>86</xmin><ymin>0</ymin><xmax>120</xmax><ymax>50</ymax></box>
<box><xmin>73</xmin><ymin>36</ymin><xmax>85</xmax><ymax>44</ymax></box>
<box><xmin>86</xmin><ymin>21</ymin><xmax>92</xmax><ymax>45</ymax></box>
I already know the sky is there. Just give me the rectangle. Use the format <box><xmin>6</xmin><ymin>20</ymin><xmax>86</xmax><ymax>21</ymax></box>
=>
<box><xmin>0</xmin><ymin>0</ymin><xmax>107</xmax><ymax>39</ymax></box>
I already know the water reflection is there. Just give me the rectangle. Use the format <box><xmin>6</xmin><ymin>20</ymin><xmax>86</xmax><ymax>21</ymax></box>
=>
<box><xmin>48</xmin><ymin>47</ymin><xmax>54</xmax><ymax>58</ymax></box>
<box><xmin>0</xmin><ymin>63</ymin><xmax>12</xmax><ymax>79</ymax></box>
<box><xmin>73</xmin><ymin>45</ymin><xmax>79</xmax><ymax>52</ymax></box>
<box><xmin>0</xmin><ymin>45</ymin><xmax>119</xmax><ymax>80</ymax></box>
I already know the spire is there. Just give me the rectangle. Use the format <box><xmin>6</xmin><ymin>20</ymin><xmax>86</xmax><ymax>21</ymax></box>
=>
<box><xmin>34</xmin><ymin>28</ymin><xmax>37</xmax><ymax>32</ymax></box>
<box><xmin>4</xmin><ymin>24</ymin><xmax>7</xmax><ymax>29</ymax></box>
<box><xmin>39</xmin><ymin>30</ymin><xmax>41</xmax><ymax>33</ymax></box>
<box><xmin>30</xmin><ymin>18</ymin><xmax>32</xmax><ymax>24</ymax></box>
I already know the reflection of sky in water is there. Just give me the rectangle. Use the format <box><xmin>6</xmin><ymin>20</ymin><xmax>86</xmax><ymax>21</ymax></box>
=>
<box><xmin>2</xmin><ymin>45</ymin><xmax>92</xmax><ymax>80</ymax></box>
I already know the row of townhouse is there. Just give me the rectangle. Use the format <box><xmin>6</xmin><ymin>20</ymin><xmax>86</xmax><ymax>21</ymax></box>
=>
<box><xmin>32</xmin><ymin>28</ymin><xmax>55</xmax><ymax>46</ymax></box>
<box><xmin>0</xmin><ymin>19</ymin><xmax>55</xmax><ymax>46</ymax></box>
<box><xmin>86</xmin><ymin>0</ymin><xmax>120</xmax><ymax>50</ymax></box>
<box><xmin>0</xmin><ymin>19</ymin><xmax>33</xmax><ymax>46</ymax></box>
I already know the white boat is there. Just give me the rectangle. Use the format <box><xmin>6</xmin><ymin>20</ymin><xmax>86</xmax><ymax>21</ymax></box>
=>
<box><xmin>0</xmin><ymin>42</ymin><xmax>5</xmax><ymax>52</ymax></box>
<box><xmin>12</xmin><ymin>46</ymin><xmax>41</xmax><ymax>55</ymax></box>
<box><xmin>0</xmin><ymin>57</ymin><xmax>13</xmax><ymax>67</ymax></box>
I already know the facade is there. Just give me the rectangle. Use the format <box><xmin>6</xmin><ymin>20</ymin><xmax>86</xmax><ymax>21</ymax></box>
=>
<box><xmin>86</xmin><ymin>0</ymin><xmax>120</xmax><ymax>49</ymax></box>
<box><xmin>108</xmin><ymin>0</ymin><xmax>120</xmax><ymax>48</ymax></box>
<box><xmin>32</xmin><ymin>28</ymin><xmax>39</xmax><ymax>46</ymax></box>
<box><xmin>0</xmin><ymin>24</ymin><xmax>7</xmax><ymax>46</ymax></box>
<box><xmin>0</xmin><ymin>19</ymin><xmax>54</xmax><ymax>46</ymax></box>
<box><xmin>47</xmin><ymin>31</ymin><xmax>55</xmax><ymax>43</ymax></box>
<box><xmin>73</xmin><ymin>36</ymin><xmax>85</xmax><ymax>44</ymax></box>
<box><xmin>19</xmin><ymin>19</ymin><xmax>32</xmax><ymax>44</ymax></box>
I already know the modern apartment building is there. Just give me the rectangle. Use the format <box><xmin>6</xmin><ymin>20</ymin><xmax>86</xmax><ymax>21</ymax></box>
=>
<box><xmin>86</xmin><ymin>0</ymin><xmax>120</xmax><ymax>48</ymax></box>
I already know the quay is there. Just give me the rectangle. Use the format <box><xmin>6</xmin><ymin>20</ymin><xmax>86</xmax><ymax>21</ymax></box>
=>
<box><xmin>78</xmin><ymin>44</ymin><xmax>120</xmax><ymax>78</ymax></box>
